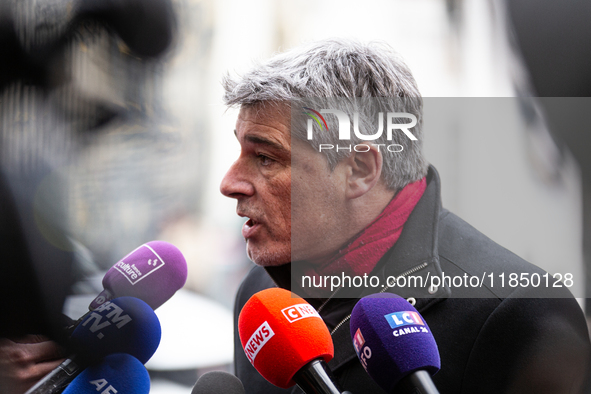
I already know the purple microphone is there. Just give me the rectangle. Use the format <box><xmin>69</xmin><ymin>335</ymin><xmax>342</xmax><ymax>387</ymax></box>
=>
<box><xmin>89</xmin><ymin>240</ymin><xmax>187</xmax><ymax>310</ymax></box>
<box><xmin>350</xmin><ymin>293</ymin><xmax>440</xmax><ymax>393</ymax></box>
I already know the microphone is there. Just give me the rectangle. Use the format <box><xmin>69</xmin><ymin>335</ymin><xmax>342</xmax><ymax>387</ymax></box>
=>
<box><xmin>350</xmin><ymin>293</ymin><xmax>440</xmax><ymax>394</ymax></box>
<box><xmin>89</xmin><ymin>240</ymin><xmax>187</xmax><ymax>311</ymax></box>
<box><xmin>26</xmin><ymin>296</ymin><xmax>161</xmax><ymax>394</ymax></box>
<box><xmin>191</xmin><ymin>371</ymin><xmax>245</xmax><ymax>394</ymax></box>
<box><xmin>65</xmin><ymin>240</ymin><xmax>187</xmax><ymax>334</ymax></box>
<box><xmin>238</xmin><ymin>288</ymin><xmax>348</xmax><ymax>394</ymax></box>
<box><xmin>62</xmin><ymin>353</ymin><xmax>150</xmax><ymax>394</ymax></box>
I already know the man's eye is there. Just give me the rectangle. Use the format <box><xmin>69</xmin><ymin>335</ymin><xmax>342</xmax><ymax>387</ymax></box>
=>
<box><xmin>258</xmin><ymin>154</ymin><xmax>274</xmax><ymax>166</ymax></box>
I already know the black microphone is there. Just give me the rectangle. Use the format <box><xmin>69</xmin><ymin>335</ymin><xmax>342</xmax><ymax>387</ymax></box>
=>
<box><xmin>350</xmin><ymin>293</ymin><xmax>440</xmax><ymax>394</ymax></box>
<box><xmin>25</xmin><ymin>296</ymin><xmax>161</xmax><ymax>394</ymax></box>
<box><xmin>191</xmin><ymin>371</ymin><xmax>245</xmax><ymax>394</ymax></box>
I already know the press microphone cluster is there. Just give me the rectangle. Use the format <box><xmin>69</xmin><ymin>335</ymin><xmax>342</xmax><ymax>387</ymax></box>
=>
<box><xmin>238</xmin><ymin>288</ymin><xmax>441</xmax><ymax>394</ymax></box>
<box><xmin>350</xmin><ymin>293</ymin><xmax>440</xmax><ymax>394</ymax></box>
<box><xmin>26</xmin><ymin>296</ymin><xmax>161</xmax><ymax>393</ymax></box>
<box><xmin>28</xmin><ymin>240</ymin><xmax>187</xmax><ymax>394</ymax></box>
<box><xmin>238</xmin><ymin>288</ymin><xmax>352</xmax><ymax>394</ymax></box>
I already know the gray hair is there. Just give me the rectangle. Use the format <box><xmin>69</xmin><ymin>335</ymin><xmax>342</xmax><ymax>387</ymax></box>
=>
<box><xmin>222</xmin><ymin>38</ymin><xmax>428</xmax><ymax>190</ymax></box>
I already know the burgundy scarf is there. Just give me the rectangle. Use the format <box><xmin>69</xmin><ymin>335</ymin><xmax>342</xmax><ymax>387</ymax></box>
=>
<box><xmin>305</xmin><ymin>177</ymin><xmax>427</xmax><ymax>279</ymax></box>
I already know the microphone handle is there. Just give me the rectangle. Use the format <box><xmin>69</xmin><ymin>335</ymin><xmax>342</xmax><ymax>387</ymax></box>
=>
<box><xmin>24</xmin><ymin>355</ymin><xmax>83</xmax><ymax>394</ymax></box>
<box><xmin>64</xmin><ymin>310</ymin><xmax>92</xmax><ymax>336</ymax></box>
<box><xmin>396</xmin><ymin>370</ymin><xmax>440</xmax><ymax>394</ymax></box>
<box><xmin>293</xmin><ymin>359</ymin><xmax>350</xmax><ymax>394</ymax></box>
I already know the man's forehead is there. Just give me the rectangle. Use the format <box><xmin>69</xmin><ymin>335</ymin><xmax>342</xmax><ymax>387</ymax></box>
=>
<box><xmin>235</xmin><ymin>104</ymin><xmax>291</xmax><ymax>148</ymax></box>
<box><xmin>237</xmin><ymin>102</ymin><xmax>290</xmax><ymax>124</ymax></box>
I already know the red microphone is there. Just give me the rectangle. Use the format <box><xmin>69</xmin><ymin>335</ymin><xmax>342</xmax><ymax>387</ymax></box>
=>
<box><xmin>238</xmin><ymin>288</ymin><xmax>348</xmax><ymax>394</ymax></box>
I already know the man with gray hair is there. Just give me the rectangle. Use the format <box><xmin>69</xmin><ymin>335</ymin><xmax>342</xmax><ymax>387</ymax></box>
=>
<box><xmin>220</xmin><ymin>39</ymin><xmax>590</xmax><ymax>393</ymax></box>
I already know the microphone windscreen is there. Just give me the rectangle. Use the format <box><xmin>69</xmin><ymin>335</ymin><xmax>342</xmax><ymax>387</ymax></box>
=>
<box><xmin>238</xmin><ymin>288</ymin><xmax>333</xmax><ymax>389</ymax></box>
<box><xmin>191</xmin><ymin>371</ymin><xmax>245</xmax><ymax>394</ymax></box>
<box><xmin>72</xmin><ymin>296</ymin><xmax>161</xmax><ymax>364</ymax></box>
<box><xmin>62</xmin><ymin>353</ymin><xmax>150</xmax><ymax>394</ymax></box>
<box><xmin>350</xmin><ymin>293</ymin><xmax>440</xmax><ymax>392</ymax></box>
<box><xmin>90</xmin><ymin>240</ymin><xmax>187</xmax><ymax>310</ymax></box>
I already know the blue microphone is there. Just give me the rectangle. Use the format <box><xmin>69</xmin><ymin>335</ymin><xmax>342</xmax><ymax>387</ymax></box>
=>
<box><xmin>350</xmin><ymin>293</ymin><xmax>440</xmax><ymax>393</ymax></box>
<box><xmin>62</xmin><ymin>353</ymin><xmax>150</xmax><ymax>394</ymax></box>
<box><xmin>71</xmin><ymin>296</ymin><xmax>161</xmax><ymax>364</ymax></box>
<box><xmin>25</xmin><ymin>296</ymin><xmax>161</xmax><ymax>394</ymax></box>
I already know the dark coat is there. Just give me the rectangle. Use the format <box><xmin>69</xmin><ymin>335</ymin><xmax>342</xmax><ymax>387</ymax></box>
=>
<box><xmin>234</xmin><ymin>166</ymin><xmax>591</xmax><ymax>393</ymax></box>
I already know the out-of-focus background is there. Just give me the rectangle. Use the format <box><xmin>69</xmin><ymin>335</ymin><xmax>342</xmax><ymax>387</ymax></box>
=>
<box><xmin>2</xmin><ymin>0</ymin><xmax>590</xmax><ymax>392</ymax></box>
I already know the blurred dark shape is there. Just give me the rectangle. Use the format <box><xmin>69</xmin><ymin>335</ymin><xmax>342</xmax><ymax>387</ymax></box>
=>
<box><xmin>76</xmin><ymin>0</ymin><xmax>176</xmax><ymax>58</ymax></box>
<box><xmin>0</xmin><ymin>169</ymin><xmax>74</xmax><ymax>340</ymax></box>
<box><xmin>0</xmin><ymin>0</ymin><xmax>176</xmax><ymax>339</ymax></box>
<box><xmin>507</xmin><ymin>0</ymin><xmax>591</xmax><ymax>176</ymax></box>
<box><xmin>0</xmin><ymin>7</ymin><xmax>49</xmax><ymax>89</ymax></box>
<box><xmin>506</xmin><ymin>0</ymin><xmax>591</xmax><ymax>98</ymax></box>
<box><xmin>0</xmin><ymin>0</ymin><xmax>175</xmax><ymax>91</ymax></box>
<box><xmin>506</xmin><ymin>0</ymin><xmax>591</xmax><ymax>315</ymax></box>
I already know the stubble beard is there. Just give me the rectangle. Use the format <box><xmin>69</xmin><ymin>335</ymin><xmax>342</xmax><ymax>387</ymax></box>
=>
<box><xmin>246</xmin><ymin>240</ymin><xmax>291</xmax><ymax>267</ymax></box>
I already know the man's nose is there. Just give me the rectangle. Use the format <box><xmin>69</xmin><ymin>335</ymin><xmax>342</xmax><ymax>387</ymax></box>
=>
<box><xmin>220</xmin><ymin>160</ymin><xmax>255</xmax><ymax>199</ymax></box>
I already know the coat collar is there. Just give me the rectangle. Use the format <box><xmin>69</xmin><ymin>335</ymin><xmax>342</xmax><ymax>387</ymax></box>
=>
<box><xmin>265</xmin><ymin>165</ymin><xmax>450</xmax><ymax>305</ymax></box>
<box><xmin>264</xmin><ymin>165</ymin><xmax>452</xmax><ymax>370</ymax></box>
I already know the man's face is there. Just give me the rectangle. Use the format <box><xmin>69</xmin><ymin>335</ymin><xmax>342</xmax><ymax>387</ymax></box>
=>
<box><xmin>220</xmin><ymin>104</ymin><xmax>348</xmax><ymax>266</ymax></box>
<box><xmin>220</xmin><ymin>104</ymin><xmax>292</xmax><ymax>266</ymax></box>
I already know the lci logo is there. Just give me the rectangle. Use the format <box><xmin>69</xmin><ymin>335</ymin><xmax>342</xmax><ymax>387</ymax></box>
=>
<box><xmin>303</xmin><ymin>107</ymin><xmax>418</xmax><ymax>153</ymax></box>
<box><xmin>384</xmin><ymin>311</ymin><xmax>425</xmax><ymax>329</ymax></box>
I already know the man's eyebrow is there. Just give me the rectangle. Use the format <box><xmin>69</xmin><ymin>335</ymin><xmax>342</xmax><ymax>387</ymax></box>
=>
<box><xmin>238</xmin><ymin>131</ymin><xmax>289</xmax><ymax>153</ymax></box>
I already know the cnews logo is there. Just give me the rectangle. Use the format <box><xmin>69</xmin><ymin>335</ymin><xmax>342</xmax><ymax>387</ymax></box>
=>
<box><xmin>384</xmin><ymin>311</ymin><xmax>424</xmax><ymax>329</ymax></box>
<box><xmin>244</xmin><ymin>321</ymin><xmax>275</xmax><ymax>364</ymax></box>
<box><xmin>281</xmin><ymin>304</ymin><xmax>320</xmax><ymax>323</ymax></box>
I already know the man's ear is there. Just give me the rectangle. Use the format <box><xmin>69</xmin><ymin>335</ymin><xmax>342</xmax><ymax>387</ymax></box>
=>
<box><xmin>344</xmin><ymin>144</ymin><xmax>383</xmax><ymax>199</ymax></box>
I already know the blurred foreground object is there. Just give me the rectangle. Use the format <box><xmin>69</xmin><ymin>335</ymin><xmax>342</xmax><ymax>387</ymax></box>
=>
<box><xmin>0</xmin><ymin>0</ymin><xmax>176</xmax><ymax>338</ymax></box>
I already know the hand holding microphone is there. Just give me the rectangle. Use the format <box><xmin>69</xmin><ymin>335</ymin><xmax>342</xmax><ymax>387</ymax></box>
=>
<box><xmin>25</xmin><ymin>296</ymin><xmax>161</xmax><ymax>394</ymax></box>
<box><xmin>238</xmin><ymin>288</ymin><xmax>351</xmax><ymax>394</ymax></box>
<box><xmin>350</xmin><ymin>293</ymin><xmax>440</xmax><ymax>394</ymax></box>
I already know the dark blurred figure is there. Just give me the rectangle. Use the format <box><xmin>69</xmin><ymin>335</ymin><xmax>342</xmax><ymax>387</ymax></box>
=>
<box><xmin>0</xmin><ymin>0</ymin><xmax>175</xmax><ymax>391</ymax></box>
<box><xmin>505</xmin><ymin>0</ymin><xmax>591</xmax><ymax>316</ymax></box>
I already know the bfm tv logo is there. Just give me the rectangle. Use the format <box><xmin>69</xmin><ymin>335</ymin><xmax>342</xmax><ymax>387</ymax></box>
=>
<box><xmin>303</xmin><ymin>107</ymin><xmax>418</xmax><ymax>153</ymax></box>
